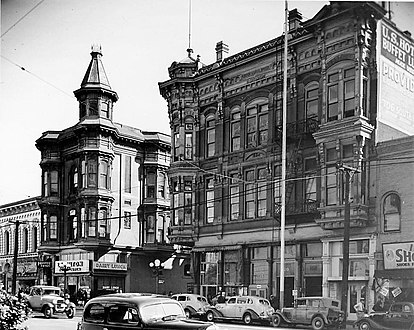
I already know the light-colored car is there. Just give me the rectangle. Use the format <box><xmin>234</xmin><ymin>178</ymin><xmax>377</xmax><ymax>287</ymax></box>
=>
<box><xmin>171</xmin><ymin>293</ymin><xmax>210</xmax><ymax>319</ymax></box>
<box><xmin>272</xmin><ymin>296</ymin><xmax>344</xmax><ymax>330</ymax></box>
<box><xmin>27</xmin><ymin>285</ymin><xmax>76</xmax><ymax>318</ymax></box>
<box><xmin>205</xmin><ymin>295</ymin><xmax>274</xmax><ymax>325</ymax></box>
<box><xmin>76</xmin><ymin>293</ymin><xmax>218</xmax><ymax>330</ymax></box>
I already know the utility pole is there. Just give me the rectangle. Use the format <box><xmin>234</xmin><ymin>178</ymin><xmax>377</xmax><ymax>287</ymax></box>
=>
<box><xmin>337</xmin><ymin>163</ymin><xmax>360</xmax><ymax>326</ymax></box>
<box><xmin>12</xmin><ymin>220</ymin><xmax>20</xmax><ymax>295</ymax></box>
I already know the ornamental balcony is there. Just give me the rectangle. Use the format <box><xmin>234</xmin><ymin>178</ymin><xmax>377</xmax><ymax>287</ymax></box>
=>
<box><xmin>315</xmin><ymin>203</ymin><xmax>369</xmax><ymax>230</ymax></box>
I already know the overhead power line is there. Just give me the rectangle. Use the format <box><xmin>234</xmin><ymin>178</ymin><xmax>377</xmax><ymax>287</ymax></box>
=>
<box><xmin>1</xmin><ymin>0</ymin><xmax>46</xmax><ymax>38</ymax></box>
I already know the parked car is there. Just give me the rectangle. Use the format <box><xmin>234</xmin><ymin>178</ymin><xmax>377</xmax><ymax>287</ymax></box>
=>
<box><xmin>271</xmin><ymin>296</ymin><xmax>344</xmax><ymax>330</ymax></box>
<box><xmin>356</xmin><ymin>301</ymin><xmax>414</xmax><ymax>330</ymax></box>
<box><xmin>76</xmin><ymin>292</ymin><xmax>219</xmax><ymax>329</ymax></box>
<box><xmin>205</xmin><ymin>295</ymin><xmax>274</xmax><ymax>325</ymax></box>
<box><xmin>171</xmin><ymin>293</ymin><xmax>210</xmax><ymax>319</ymax></box>
<box><xmin>26</xmin><ymin>285</ymin><xmax>76</xmax><ymax>318</ymax></box>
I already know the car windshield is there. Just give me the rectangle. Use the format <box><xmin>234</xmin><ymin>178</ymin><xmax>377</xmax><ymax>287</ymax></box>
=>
<box><xmin>141</xmin><ymin>302</ymin><xmax>185</xmax><ymax>323</ymax></box>
<box><xmin>43</xmin><ymin>289</ymin><xmax>60</xmax><ymax>295</ymax></box>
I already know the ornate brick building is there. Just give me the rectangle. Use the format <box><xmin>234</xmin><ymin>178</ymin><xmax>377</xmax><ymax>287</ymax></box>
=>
<box><xmin>159</xmin><ymin>1</ymin><xmax>414</xmax><ymax>320</ymax></box>
<box><xmin>36</xmin><ymin>46</ymin><xmax>190</xmax><ymax>298</ymax></box>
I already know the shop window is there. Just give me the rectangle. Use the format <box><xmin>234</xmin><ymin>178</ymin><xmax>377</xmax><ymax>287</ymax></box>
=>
<box><xmin>383</xmin><ymin>193</ymin><xmax>401</xmax><ymax>231</ymax></box>
<box><xmin>231</xmin><ymin>111</ymin><xmax>241</xmax><ymax>152</ymax></box>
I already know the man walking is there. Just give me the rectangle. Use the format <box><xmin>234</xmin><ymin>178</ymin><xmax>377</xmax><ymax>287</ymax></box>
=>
<box><xmin>353</xmin><ymin>298</ymin><xmax>366</xmax><ymax>326</ymax></box>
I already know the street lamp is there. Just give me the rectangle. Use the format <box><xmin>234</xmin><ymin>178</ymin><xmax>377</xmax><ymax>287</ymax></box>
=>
<box><xmin>59</xmin><ymin>262</ymin><xmax>71</xmax><ymax>296</ymax></box>
<box><xmin>149</xmin><ymin>259</ymin><xmax>164</xmax><ymax>294</ymax></box>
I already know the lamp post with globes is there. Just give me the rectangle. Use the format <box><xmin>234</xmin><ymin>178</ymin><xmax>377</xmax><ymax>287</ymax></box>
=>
<box><xmin>59</xmin><ymin>262</ymin><xmax>71</xmax><ymax>297</ymax></box>
<box><xmin>149</xmin><ymin>259</ymin><xmax>164</xmax><ymax>294</ymax></box>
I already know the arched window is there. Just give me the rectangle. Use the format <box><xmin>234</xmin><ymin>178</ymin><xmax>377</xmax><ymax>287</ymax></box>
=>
<box><xmin>5</xmin><ymin>231</ymin><xmax>10</xmax><ymax>255</ymax></box>
<box><xmin>206</xmin><ymin>116</ymin><xmax>215</xmax><ymax>157</ymax></box>
<box><xmin>185</xmin><ymin>122</ymin><xmax>194</xmax><ymax>160</ymax></box>
<box><xmin>32</xmin><ymin>226</ymin><xmax>38</xmax><ymax>252</ymax></box>
<box><xmin>230</xmin><ymin>108</ymin><xmax>241</xmax><ymax>152</ymax></box>
<box><xmin>246</xmin><ymin>101</ymin><xmax>268</xmax><ymax>148</ymax></box>
<box><xmin>22</xmin><ymin>228</ymin><xmax>29</xmax><ymax>253</ymax></box>
<box><xmin>383</xmin><ymin>193</ymin><xmax>401</xmax><ymax>232</ymax></box>
<box><xmin>305</xmin><ymin>82</ymin><xmax>319</xmax><ymax>120</ymax></box>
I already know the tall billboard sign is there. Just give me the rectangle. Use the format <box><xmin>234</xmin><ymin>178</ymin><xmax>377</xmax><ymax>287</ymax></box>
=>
<box><xmin>377</xmin><ymin>20</ymin><xmax>414</xmax><ymax>140</ymax></box>
<box><xmin>383</xmin><ymin>242</ymin><xmax>414</xmax><ymax>269</ymax></box>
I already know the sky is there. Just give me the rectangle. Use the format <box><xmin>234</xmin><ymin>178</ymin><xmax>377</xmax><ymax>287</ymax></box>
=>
<box><xmin>1</xmin><ymin>0</ymin><xmax>413</xmax><ymax>205</ymax></box>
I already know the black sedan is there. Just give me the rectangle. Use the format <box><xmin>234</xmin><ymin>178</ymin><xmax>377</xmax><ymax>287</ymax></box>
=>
<box><xmin>356</xmin><ymin>301</ymin><xmax>414</xmax><ymax>330</ymax></box>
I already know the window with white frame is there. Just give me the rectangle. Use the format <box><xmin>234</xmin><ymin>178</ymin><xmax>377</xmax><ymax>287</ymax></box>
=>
<box><xmin>230</xmin><ymin>110</ymin><xmax>241</xmax><ymax>152</ymax></box>
<box><xmin>327</xmin><ymin>65</ymin><xmax>356</xmax><ymax>121</ymax></box>
<box><xmin>229</xmin><ymin>173</ymin><xmax>240</xmax><ymax>221</ymax></box>
<box><xmin>245</xmin><ymin>167</ymin><xmax>267</xmax><ymax>219</ymax></box>
<box><xmin>246</xmin><ymin>103</ymin><xmax>269</xmax><ymax>148</ymax></box>
<box><xmin>326</xmin><ymin>147</ymin><xmax>337</xmax><ymax>206</ymax></box>
<box><xmin>206</xmin><ymin>178</ymin><xmax>214</xmax><ymax>223</ymax></box>
<box><xmin>185</xmin><ymin>123</ymin><xmax>193</xmax><ymax>160</ymax></box>
<box><xmin>383</xmin><ymin>193</ymin><xmax>401</xmax><ymax>232</ymax></box>
<box><xmin>206</xmin><ymin>118</ymin><xmax>215</xmax><ymax>158</ymax></box>
<box><xmin>305</xmin><ymin>83</ymin><xmax>319</xmax><ymax>120</ymax></box>
<box><xmin>304</xmin><ymin>157</ymin><xmax>317</xmax><ymax>202</ymax></box>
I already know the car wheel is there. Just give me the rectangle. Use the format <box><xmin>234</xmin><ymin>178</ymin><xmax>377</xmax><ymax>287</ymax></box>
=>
<box><xmin>206</xmin><ymin>311</ymin><xmax>214</xmax><ymax>322</ymax></box>
<box><xmin>43</xmin><ymin>306</ymin><xmax>52</xmax><ymax>319</ymax></box>
<box><xmin>66</xmin><ymin>307</ymin><xmax>75</xmax><ymax>319</ymax></box>
<box><xmin>358</xmin><ymin>320</ymin><xmax>371</xmax><ymax>330</ymax></box>
<box><xmin>243</xmin><ymin>312</ymin><xmax>252</xmax><ymax>325</ymax></box>
<box><xmin>311</xmin><ymin>316</ymin><xmax>325</xmax><ymax>330</ymax></box>
<box><xmin>184</xmin><ymin>309</ymin><xmax>191</xmax><ymax>319</ymax></box>
<box><xmin>272</xmin><ymin>314</ymin><xmax>282</xmax><ymax>327</ymax></box>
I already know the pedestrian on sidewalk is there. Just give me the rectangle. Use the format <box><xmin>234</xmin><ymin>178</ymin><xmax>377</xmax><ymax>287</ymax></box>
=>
<box><xmin>353</xmin><ymin>298</ymin><xmax>366</xmax><ymax>326</ymax></box>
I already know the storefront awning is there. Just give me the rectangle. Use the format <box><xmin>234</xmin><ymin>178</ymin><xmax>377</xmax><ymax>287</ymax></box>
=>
<box><xmin>374</xmin><ymin>269</ymin><xmax>414</xmax><ymax>280</ymax></box>
<box><xmin>192</xmin><ymin>245</ymin><xmax>242</xmax><ymax>252</ymax></box>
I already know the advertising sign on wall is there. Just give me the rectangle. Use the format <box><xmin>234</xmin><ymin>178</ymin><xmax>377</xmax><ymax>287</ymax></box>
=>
<box><xmin>93</xmin><ymin>262</ymin><xmax>127</xmax><ymax>271</ymax></box>
<box><xmin>383</xmin><ymin>242</ymin><xmax>414</xmax><ymax>269</ymax></box>
<box><xmin>377</xmin><ymin>20</ymin><xmax>414</xmax><ymax>138</ymax></box>
<box><xmin>55</xmin><ymin>260</ymin><xmax>90</xmax><ymax>274</ymax></box>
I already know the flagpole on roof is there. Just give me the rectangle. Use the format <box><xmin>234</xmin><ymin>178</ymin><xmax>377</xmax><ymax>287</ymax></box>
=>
<box><xmin>279</xmin><ymin>0</ymin><xmax>288</xmax><ymax>311</ymax></box>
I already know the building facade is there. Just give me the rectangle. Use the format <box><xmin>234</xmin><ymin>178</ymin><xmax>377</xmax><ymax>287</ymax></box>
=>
<box><xmin>159</xmin><ymin>1</ymin><xmax>414</xmax><ymax>320</ymax></box>
<box><xmin>0</xmin><ymin>197</ymin><xmax>41</xmax><ymax>292</ymax></box>
<box><xmin>36</xmin><ymin>46</ymin><xmax>191</xmax><ymax>299</ymax></box>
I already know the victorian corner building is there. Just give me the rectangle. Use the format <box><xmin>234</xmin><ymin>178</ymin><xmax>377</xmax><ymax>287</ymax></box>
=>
<box><xmin>34</xmin><ymin>46</ymin><xmax>191</xmax><ymax>297</ymax></box>
<box><xmin>159</xmin><ymin>1</ymin><xmax>414</xmax><ymax>320</ymax></box>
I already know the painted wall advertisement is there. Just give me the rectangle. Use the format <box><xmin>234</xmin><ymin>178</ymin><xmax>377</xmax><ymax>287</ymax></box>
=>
<box><xmin>383</xmin><ymin>242</ymin><xmax>414</xmax><ymax>269</ymax></box>
<box><xmin>378</xmin><ymin>20</ymin><xmax>414</xmax><ymax>137</ymax></box>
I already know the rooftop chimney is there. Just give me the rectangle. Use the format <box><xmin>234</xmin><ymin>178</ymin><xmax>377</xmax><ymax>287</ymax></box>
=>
<box><xmin>215</xmin><ymin>41</ymin><xmax>229</xmax><ymax>62</ymax></box>
<box><xmin>288</xmin><ymin>9</ymin><xmax>302</xmax><ymax>32</ymax></box>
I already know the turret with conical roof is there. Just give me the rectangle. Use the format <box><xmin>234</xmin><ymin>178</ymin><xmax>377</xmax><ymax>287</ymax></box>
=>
<box><xmin>73</xmin><ymin>45</ymin><xmax>118</xmax><ymax>122</ymax></box>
